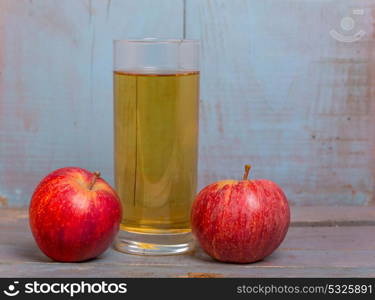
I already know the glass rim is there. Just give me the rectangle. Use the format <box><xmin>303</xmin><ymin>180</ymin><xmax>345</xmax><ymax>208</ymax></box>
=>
<box><xmin>113</xmin><ymin>38</ymin><xmax>200</xmax><ymax>45</ymax></box>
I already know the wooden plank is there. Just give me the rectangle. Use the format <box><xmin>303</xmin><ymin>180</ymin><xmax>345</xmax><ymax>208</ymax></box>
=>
<box><xmin>1</xmin><ymin>0</ymin><xmax>375</xmax><ymax>207</ymax></box>
<box><xmin>291</xmin><ymin>206</ymin><xmax>375</xmax><ymax>226</ymax></box>
<box><xmin>186</xmin><ymin>0</ymin><xmax>375</xmax><ymax>205</ymax></box>
<box><xmin>1</xmin><ymin>263</ymin><xmax>375</xmax><ymax>278</ymax></box>
<box><xmin>0</xmin><ymin>0</ymin><xmax>183</xmax><ymax>206</ymax></box>
<box><xmin>1</xmin><ymin>208</ymin><xmax>375</xmax><ymax>277</ymax></box>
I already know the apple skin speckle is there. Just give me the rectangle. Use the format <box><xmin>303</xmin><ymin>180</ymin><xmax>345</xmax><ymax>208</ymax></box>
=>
<box><xmin>191</xmin><ymin>178</ymin><xmax>290</xmax><ymax>264</ymax></box>
<box><xmin>29</xmin><ymin>167</ymin><xmax>122</xmax><ymax>262</ymax></box>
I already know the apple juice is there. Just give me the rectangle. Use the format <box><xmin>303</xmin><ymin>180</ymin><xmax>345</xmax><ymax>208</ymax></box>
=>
<box><xmin>114</xmin><ymin>70</ymin><xmax>199</xmax><ymax>234</ymax></box>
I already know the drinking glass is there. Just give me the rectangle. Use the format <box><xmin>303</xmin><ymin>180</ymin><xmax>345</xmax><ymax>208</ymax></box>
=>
<box><xmin>113</xmin><ymin>39</ymin><xmax>199</xmax><ymax>255</ymax></box>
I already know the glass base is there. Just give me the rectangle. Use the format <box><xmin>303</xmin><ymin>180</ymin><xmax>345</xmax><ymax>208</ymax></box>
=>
<box><xmin>115</xmin><ymin>230</ymin><xmax>195</xmax><ymax>256</ymax></box>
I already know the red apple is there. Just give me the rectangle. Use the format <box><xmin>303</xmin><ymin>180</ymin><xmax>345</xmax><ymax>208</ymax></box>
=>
<box><xmin>191</xmin><ymin>165</ymin><xmax>290</xmax><ymax>263</ymax></box>
<box><xmin>29</xmin><ymin>167</ymin><xmax>122</xmax><ymax>262</ymax></box>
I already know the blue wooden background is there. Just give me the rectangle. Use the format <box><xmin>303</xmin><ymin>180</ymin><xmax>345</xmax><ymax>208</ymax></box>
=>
<box><xmin>0</xmin><ymin>0</ymin><xmax>374</xmax><ymax>207</ymax></box>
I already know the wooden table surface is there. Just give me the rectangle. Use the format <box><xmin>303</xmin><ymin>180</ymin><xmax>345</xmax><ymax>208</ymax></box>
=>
<box><xmin>1</xmin><ymin>207</ymin><xmax>375</xmax><ymax>278</ymax></box>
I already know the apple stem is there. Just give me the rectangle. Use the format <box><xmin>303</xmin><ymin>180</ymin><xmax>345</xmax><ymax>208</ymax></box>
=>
<box><xmin>88</xmin><ymin>171</ymin><xmax>101</xmax><ymax>190</ymax></box>
<box><xmin>243</xmin><ymin>164</ymin><xmax>251</xmax><ymax>180</ymax></box>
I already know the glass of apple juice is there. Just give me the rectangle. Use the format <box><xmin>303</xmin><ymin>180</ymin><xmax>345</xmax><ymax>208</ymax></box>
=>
<box><xmin>113</xmin><ymin>39</ymin><xmax>199</xmax><ymax>255</ymax></box>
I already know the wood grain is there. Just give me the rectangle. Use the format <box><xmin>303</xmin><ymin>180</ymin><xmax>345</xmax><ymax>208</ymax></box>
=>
<box><xmin>0</xmin><ymin>0</ymin><xmax>183</xmax><ymax>206</ymax></box>
<box><xmin>187</xmin><ymin>0</ymin><xmax>375</xmax><ymax>205</ymax></box>
<box><xmin>1</xmin><ymin>0</ymin><xmax>375</xmax><ymax>206</ymax></box>
<box><xmin>1</xmin><ymin>208</ymin><xmax>375</xmax><ymax>277</ymax></box>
